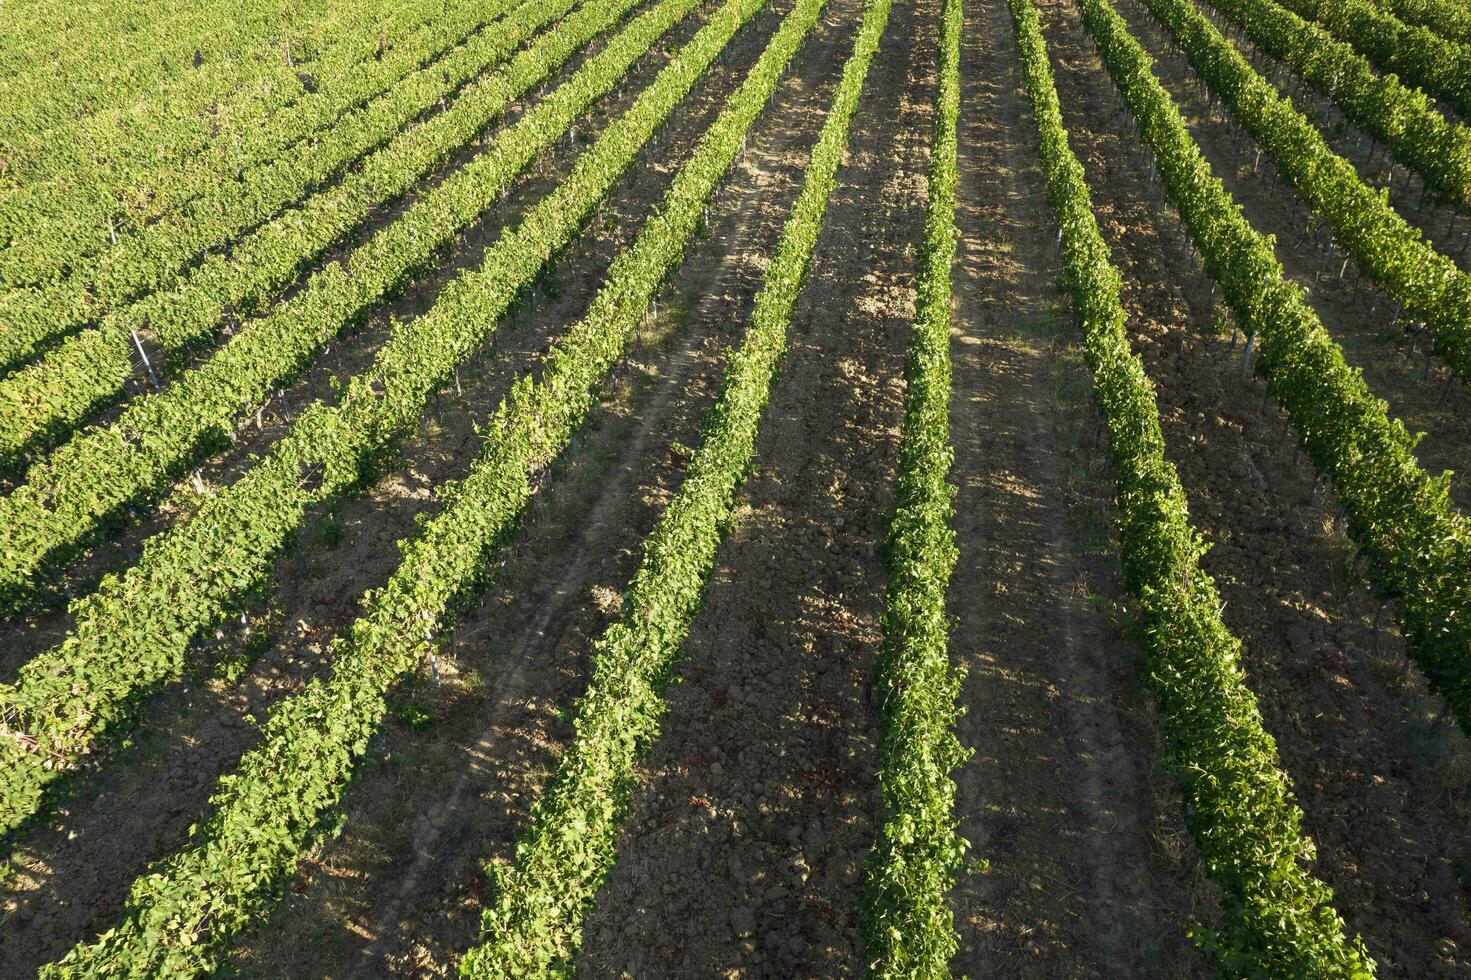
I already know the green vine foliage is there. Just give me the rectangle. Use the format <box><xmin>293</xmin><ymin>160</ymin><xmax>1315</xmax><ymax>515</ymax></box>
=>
<box><xmin>39</xmin><ymin>0</ymin><xmax>819</xmax><ymax>971</ymax></box>
<box><xmin>1203</xmin><ymin>0</ymin><xmax>1471</xmax><ymax>212</ymax></box>
<box><xmin>1012</xmin><ymin>0</ymin><xmax>1373</xmax><ymax>973</ymax></box>
<box><xmin>1080</xmin><ymin>0</ymin><xmax>1471</xmax><ymax>764</ymax></box>
<box><xmin>1362</xmin><ymin>0</ymin><xmax>1471</xmax><ymax>46</ymax></box>
<box><xmin>0</xmin><ymin>0</ymin><xmax>309</xmax><ymax>149</ymax></box>
<box><xmin>0</xmin><ymin>0</ymin><xmax>601</xmax><ymax>468</ymax></box>
<box><xmin>0</xmin><ymin>0</ymin><xmax>660</xmax><ymax>609</ymax></box>
<box><xmin>1272</xmin><ymin>0</ymin><xmax>1471</xmax><ymax>117</ymax></box>
<box><xmin>1138</xmin><ymin>0</ymin><xmax>1471</xmax><ymax>391</ymax></box>
<box><xmin>0</xmin><ymin>0</ymin><xmax>723</xmax><ymax>843</ymax></box>
<box><xmin>459</xmin><ymin>0</ymin><xmax>892</xmax><ymax>972</ymax></box>
<box><xmin>0</xmin><ymin>0</ymin><xmax>522</xmax><ymax>332</ymax></box>
<box><xmin>0</xmin><ymin>0</ymin><xmax>424</xmax><ymax>212</ymax></box>
<box><xmin>857</xmin><ymin>0</ymin><xmax>969</xmax><ymax>974</ymax></box>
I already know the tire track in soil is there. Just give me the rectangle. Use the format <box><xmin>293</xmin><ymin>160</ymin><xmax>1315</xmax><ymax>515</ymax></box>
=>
<box><xmin>223</xmin><ymin>0</ymin><xmax>865</xmax><ymax>973</ymax></box>
<box><xmin>0</xmin><ymin>4</ymin><xmax>773</xmax><ymax>970</ymax></box>
<box><xmin>1038</xmin><ymin>0</ymin><xmax>1471</xmax><ymax>972</ymax></box>
<box><xmin>570</xmin><ymin>1</ymin><xmax>929</xmax><ymax>975</ymax></box>
<box><xmin>946</xmin><ymin>0</ymin><xmax>1212</xmax><ymax>975</ymax></box>
<box><xmin>1113</xmin><ymin>0</ymin><xmax>1471</xmax><ymax>514</ymax></box>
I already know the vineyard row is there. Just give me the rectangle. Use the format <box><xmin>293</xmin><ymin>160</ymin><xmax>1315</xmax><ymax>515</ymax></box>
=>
<box><xmin>1014</xmin><ymin>0</ymin><xmax>1372</xmax><ymax>970</ymax></box>
<box><xmin>857</xmin><ymin>0</ymin><xmax>969</xmax><ymax>972</ymax></box>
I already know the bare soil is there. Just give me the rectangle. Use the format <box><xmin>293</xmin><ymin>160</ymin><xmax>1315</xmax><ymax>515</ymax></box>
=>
<box><xmin>945</xmin><ymin>0</ymin><xmax>1212</xmax><ymax>974</ymax></box>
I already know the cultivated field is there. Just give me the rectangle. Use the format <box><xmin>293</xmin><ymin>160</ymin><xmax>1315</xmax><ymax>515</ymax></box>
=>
<box><xmin>1</xmin><ymin>0</ymin><xmax>1470</xmax><ymax>975</ymax></box>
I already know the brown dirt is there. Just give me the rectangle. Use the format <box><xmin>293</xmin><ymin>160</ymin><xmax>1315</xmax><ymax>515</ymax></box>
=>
<box><xmin>571</xmin><ymin>0</ymin><xmax>929</xmax><ymax>973</ymax></box>
<box><xmin>1037</xmin><ymin>0</ymin><xmax>1471</xmax><ymax>972</ymax></box>
<box><xmin>945</xmin><ymin>0</ymin><xmax>1212</xmax><ymax>975</ymax></box>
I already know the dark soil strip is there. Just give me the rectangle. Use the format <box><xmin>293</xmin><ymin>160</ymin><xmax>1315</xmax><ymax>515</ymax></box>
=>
<box><xmin>570</xmin><ymin>0</ymin><xmax>930</xmax><ymax>975</ymax></box>
<box><xmin>944</xmin><ymin>0</ymin><xmax>1212</xmax><ymax>975</ymax></box>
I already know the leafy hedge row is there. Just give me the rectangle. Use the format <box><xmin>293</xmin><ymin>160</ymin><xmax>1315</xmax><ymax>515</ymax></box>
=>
<box><xmin>0</xmin><ymin>0</ymin><xmax>720</xmax><ymax>840</ymax></box>
<box><xmin>0</xmin><ymin>0</ymin><xmax>472</xmax><ymax>295</ymax></box>
<box><xmin>1014</xmin><ymin>0</ymin><xmax>1373</xmax><ymax>972</ymax></box>
<box><xmin>0</xmin><ymin>0</ymin><xmax>447</xmax><ymax>291</ymax></box>
<box><xmin>0</xmin><ymin>0</ymin><xmax>581</xmax><ymax>465</ymax></box>
<box><xmin>37</xmin><ymin>1</ymin><xmax>799</xmax><ymax>972</ymax></box>
<box><xmin>1136</xmin><ymin>0</ymin><xmax>1471</xmax><ymax>388</ymax></box>
<box><xmin>461</xmin><ymin>0</ymin><xmax>890</xmax><ymax>972</ymax></box>
<box><xmin>1269</xmin><ymin>0</ymin><xmax>1471</xmax><ymax>118</ymax></box>
<box><xmin>0</xmin><ymin>0</ymin><xmax>652</xmax><ymax>610</ymax></box>
<box><xmin>1363</xmin><ymin>0</ymin><xmax>1471</xmax><ymax>47</ymax></box>
<box><xmin>0</xmin><ymin>0</ymin><xmax>524</xmax><ymax>370</ymax></box>
<box><xmin>856</xmin><ymin>0</ymin><xmax>967</xmax><ymax>974</ymax></box>
<box><xmin>4</xmin><ymin>0</ymin><xmax>462</xmax><ymax>196</ymax></box>
<box><xmin>1081</xmin><ymin>0</ymin><xmax>1471</xmax><ymax>737</ymax></box>
<box><xmin>1200</xmin><ymin>0</ymin><xmax>1471</xmax><ymax>211</ymax></box>
<box><xmin>0</xmin><ymin>0</ymin><xmax>374</xmax><ymax>154</ymax></box>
